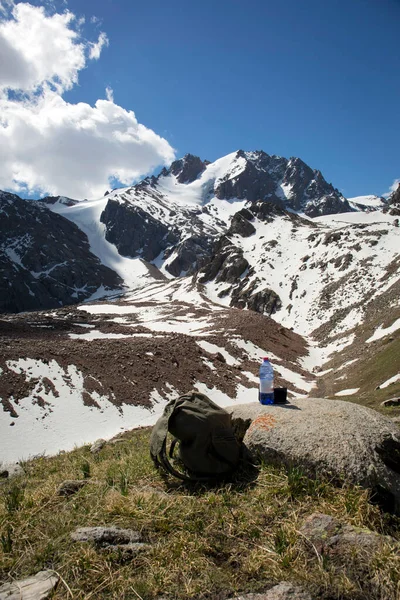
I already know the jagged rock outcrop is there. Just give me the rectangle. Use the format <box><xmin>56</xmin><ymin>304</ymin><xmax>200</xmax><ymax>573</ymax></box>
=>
<box><xmin>214</xmin><ymin>150</ymin><xmax>281</xmax><ymax>202</ymax></box>
<box><xmin>211</xmin><ymin>150</ymin><xmax>352</xmax><ymax>217</ymax></box>
<box><xmin>100</xmin><ymin>198</ymin><xmax>179</xmax><ymax>261</ymax></box>
<box><xmin>387</xmin><ymin>183</ymin><xmax>400</xmax><ymax>215</ymax></box>
<box><xmin>231</xmin><ymin>281</ymin><xmax>282</xmax><ymax>315</ymax></box>
<box><xmin>169</xmin><ymin>154</ymin><xmax>207</xmax><ymax>183</ymax></box>
<box><xmin>40</xmin><ymin>195</ymin><xmax>77</xmax><ymax>207</ymax></box>
<box><xmin>164</xmin><ymin>235</ymin><xmax>214</xmax><ymax>276</ymax></box>
<box><xmin>229</xmin><ymin>209</ymin><xmax>256</xmax><ymax>237</ymax></box>
<box><xmin>0</xmin><ymin>192</ymin><xmax>122</xmax><ymax>313</ymax></box>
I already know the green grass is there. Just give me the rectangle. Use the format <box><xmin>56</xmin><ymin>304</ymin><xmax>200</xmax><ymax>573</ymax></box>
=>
<box><xmin>1</xmin><ymin>428</ymin><xmax>399</xmax><ymax>599</ymax></box>
<box><xmin>314</xmin><ymin>334</ymin><xmax>400</xmax><ymax>414</ymax></box>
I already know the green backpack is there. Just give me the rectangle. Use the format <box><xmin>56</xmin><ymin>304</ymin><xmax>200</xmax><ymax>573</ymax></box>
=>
<box><xmin>150</xmin><ymin>390</ymin><xmax>241</xmax><ymax>482</ymax></box>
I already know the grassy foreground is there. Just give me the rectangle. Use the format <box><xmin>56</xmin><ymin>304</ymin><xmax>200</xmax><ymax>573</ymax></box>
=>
<box><xmin>1</xmin><ymin>427</ymin><xmax>400</xmax><ymax>600</ymax></box>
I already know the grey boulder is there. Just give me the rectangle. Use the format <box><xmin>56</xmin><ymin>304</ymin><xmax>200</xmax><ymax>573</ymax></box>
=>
<box><xmin>70</xmin><ymin>526</ymin><xmax>149</xmax><ymax>555</ymax></box>
<box><xmin>228</xmin><ymin>398</ymin><xmax>400</xmax><ymax>513</ymax></box>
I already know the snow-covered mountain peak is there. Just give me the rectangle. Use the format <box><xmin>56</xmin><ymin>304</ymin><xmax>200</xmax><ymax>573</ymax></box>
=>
<box><xmin>1</xmin><ymin>150</ymin><xmax>398</xmax><ymax>343</ymax></box>
<box><xmin>115</xmin><ymin>149</ymin><xmax>352</xmax><ymax>219</ymax></box>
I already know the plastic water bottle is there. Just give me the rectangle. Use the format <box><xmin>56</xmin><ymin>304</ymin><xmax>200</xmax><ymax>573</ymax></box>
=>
<box><xmin>259</xmin><ymin>357</ymin><xmax>274</xmax><ymax>405</ymax></box>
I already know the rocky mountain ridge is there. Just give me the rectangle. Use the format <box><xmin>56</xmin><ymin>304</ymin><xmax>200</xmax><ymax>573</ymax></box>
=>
<box><xmin>1</xmin><ymin>150</ymin><xmax>396</xmax><ymax>326</ymax></box>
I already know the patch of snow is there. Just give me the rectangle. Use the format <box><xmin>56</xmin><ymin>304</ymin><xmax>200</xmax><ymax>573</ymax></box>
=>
<box><xmin>348</xmin><ymin>195</ymin><xmax>386</xmax><ymax>210</ymax></box>
<box><xmin>315</xmin><ymin>368</ymin><xmax>333</xmax><ymax>377</ymax></box>
<box><xmin>334</xmin><ymin>388</ymin><xmax>360</xmax><ymax>396</ymax></box>
<box><xmin>0</xmin><ymin>358</ymin><xmax>171</xmax><ymax>463</ymax></box>
<box><xmin>5</xmin><ymin>248</ymin><xmax>23</xmax><ymax>267</ymax></box>
<box><xmin>194</xmin><ymin>382</ymin><xmax>257</xmax><ymax>408</ymax></box>
<box><xmin>232</xmin><ymin>339</ymin><xmax>281</xmax><ymax>363</ymax></box>
<box><xmin>49</xmin><ymin>197</ymin><xmax>152</xmax><ymax>292</ymax></box>
<box><xmin>299</xmin><ymin>335</ymin><xmax>355</xmax><ymax>371</ymax></box>
<box><xmin>80</xmin><ymin>304</ymin><xmax>140</xmax><ymax>315</ymax></box>
<box><xmin>242</xmin><ymin>371</ymin><xmax>258</xmax><ymax>384</ymax></box>
<box><xmin>366</xmin><ymin>318</ymin><xmax>400</xmax><ymax>343</ymax></box>
<box><xmin>201</xmin><ymin>358</ymin><xmax>216</xmax><ymax>371</ymax></box>
<box><xmin>273</xmin><ymin>363</ymin><xmax>314</xmax><ymax>393</ymax></box>
<box><xmin>68</xmin><ymin>331</ymin><xmax>137</xmax><ymax>340</ymax></box>
<box><xmin>379</xmin><ymin>374</ymin><xmax>400</xmax><ymax>389</ymax></box>
<box><xmin>336</xmin><ymin>358</ymin><xmax>359</xmax><ymax>371</ymax></box>
<box><xmin>313</xmin><ymin>211</ymin><xmax>393</xmax><ymax>226</ymax></box>
<box><xmin>196</xmin><ymin>341</ymin><xmax>239</xmax><ymax>366</ymax></box>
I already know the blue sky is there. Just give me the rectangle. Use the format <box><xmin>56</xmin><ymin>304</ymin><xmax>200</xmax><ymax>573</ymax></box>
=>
<box><xmin>1</xmin><ymin>0</ymin><xmax>399</xmax><ymax>198</ymax></box>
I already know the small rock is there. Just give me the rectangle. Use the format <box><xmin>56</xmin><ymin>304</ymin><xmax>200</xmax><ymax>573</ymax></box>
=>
<box><xmin>381</xmin><ymin>398</ymin><xmax>400</xmax><ymax>407</ymax></box>
<box><xmin>71</xmin><ymin>526</ymin><xmax>142</xmax><ymax>547</ymax></box>
<box><xmin>299</xmin><ymin>513</ymin><xmax>340</xmax><ymax>552</ymax></box>
<box><xmin>300</xmin><ymin>512</ymin><xmax>396</xmax><ymax>557</ymax></box>
<box><xmin>0</xmin><ymin>463</ymin><xmax>24</xmax><ymax>481</ymax></box>
<box><xmin>57</xmin><ymin>480</ymin><xmax>87</xmax><ymax>496</ymax></box>
<box><xmin>103</xmin><ymin>542</ymin><xmax>150</xmax><ymax>556</ymax></box>
<box><xmin>0</xmin><ymin>570</ymin><xmax>59</xmax><ymax>600</ymax></box>
<box><xmin>90</xmin><ymin>439</ymin><xmax>106</xmax><ymax>454</ymax></box>
<box><xmin>133</xmin><ymin>484</ymin><xmax>169</xmax><ymax>497</ymax></box>
<box><xmin>226</xmin><ymin>582</ymin><xmax>313</xmax><ymax>600</ymax></box>
<box><xmin>214</xmin><ymin>352</ymin><xmax>226</xmax><ymax>363</ymax></box>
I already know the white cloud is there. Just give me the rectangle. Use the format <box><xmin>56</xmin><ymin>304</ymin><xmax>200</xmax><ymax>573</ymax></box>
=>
<box><xmin>89</xmin><ymin>31</ymin><xmax>108</xmax><ymax>60</ymax></box>
<box><xmin>0</xmin><ymin>3</ymin><xmax>86</xmax><ymax>92</ymax></box>
<box><xmin>383</xmin><ymin>179</ymin><xmax>400</xmax><ymax>199</ymax></box>
<box><xmin>0</xmin><ymin>89</ymin><xmax>175</xmax><ymax>198</ymax></box>
<box><xmin>0</xmin><ymin>2</ymin><xmax>175</xmax><ymax>198</ymax></box>
<box><xmin>105</xmin><ymin>86</ymin><xmax>114</xmax><ymax>101</ymax></box>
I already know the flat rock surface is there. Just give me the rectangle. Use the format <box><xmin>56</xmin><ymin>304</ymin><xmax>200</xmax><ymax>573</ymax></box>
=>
<box><xmin>71</xmin><ymin>526</ymin><xmax>142</xmax><ymax>547</ymax></box>
<box><xmin>226</xmin><ymin>582</ymin><xmax>313</xmax><ymax>599</ymax></box>
<box><xmin>0</xmin><ymin>570</ymin><xmax>58</xmax><ymax>600</ymax></box>
<box><xmin>228</xmin><ymin>398</ymin><xmax>400</xmax><ymax>513</ymax></box>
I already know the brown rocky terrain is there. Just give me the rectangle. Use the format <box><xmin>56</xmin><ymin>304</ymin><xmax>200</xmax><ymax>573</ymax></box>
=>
<box><xmin>0</xmin><ymin>288</ymin><xmax>309</xmax><ymax>425</ymax></box>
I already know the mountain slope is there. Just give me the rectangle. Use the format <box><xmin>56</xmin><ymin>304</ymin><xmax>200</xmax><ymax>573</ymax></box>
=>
<box><xmin>0</xmin><ymin>191</ymin><xmax>123</xmax><ymax>312</ymax></box>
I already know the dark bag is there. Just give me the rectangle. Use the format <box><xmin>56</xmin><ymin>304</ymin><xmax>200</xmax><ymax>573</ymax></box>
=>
<box><xmin>150</xmin><ymin>390</ymin><xmax>241</xmax><ymax>481</ymax></box>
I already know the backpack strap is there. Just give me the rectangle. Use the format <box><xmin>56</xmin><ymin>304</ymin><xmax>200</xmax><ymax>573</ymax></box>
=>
<box><xmin>154</xmin><ymin>433</ymin><xmax>239</xmax><ymax>483</ymax></box>
<box><xmin>156</xmin><ymin>437</ymin><xmax>201</xmax><ymax>482</ymax></box>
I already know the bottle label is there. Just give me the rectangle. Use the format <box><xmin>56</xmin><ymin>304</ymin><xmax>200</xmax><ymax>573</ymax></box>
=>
<box><xmin>259</xmin><ymin>379</ymin><xmax>273</xmax><ymax>394</ymax></box>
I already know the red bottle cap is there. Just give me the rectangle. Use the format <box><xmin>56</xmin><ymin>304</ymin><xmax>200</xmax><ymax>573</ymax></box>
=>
<box><xmin>263</xmin><ymin>357</ymin><xmax>269</xmax><ymax>361</ymax></box>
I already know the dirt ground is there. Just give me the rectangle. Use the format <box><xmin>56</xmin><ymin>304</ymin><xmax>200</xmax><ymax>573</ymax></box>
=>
<box><xmin>0</xmin><ymin>299</ymin><xmax>309</xmax><ymax>418</ymax></box>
